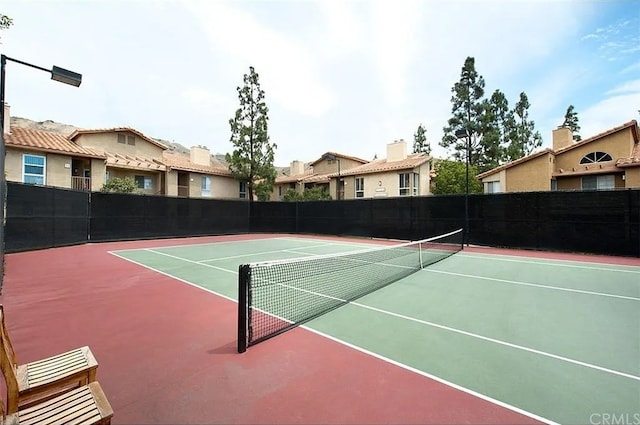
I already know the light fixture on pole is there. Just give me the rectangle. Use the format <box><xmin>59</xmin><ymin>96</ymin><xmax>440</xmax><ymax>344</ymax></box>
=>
<box><xmin>0</xmin><ymin>54</ymin><xmax>82</xmax><ymax>291</ymax></box>
<box><xmin>455</xmin><ymin>128</ymin><xmax>470</xmax><ymax>246</ymax></box>
<box><xmin>322</xmin><ymin>153</ymin><xmax>341</xmax><ymax>200</ymax></box>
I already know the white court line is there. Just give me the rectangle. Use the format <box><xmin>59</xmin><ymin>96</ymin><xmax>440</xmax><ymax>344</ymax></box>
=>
<box><xmin>110</xmin><ymin>236</ymin><xmax>297</xmax><ymax>253</ymax></box>
<box><xmin>108</xmin><ymin>249</ymin><xmax>558</xmax><ymax>425</ymax></box>
<box><xmin>303</xmin><ymin>327</ymin><xmax>559</xmax><ymax>425</ymax></box>
<box><xmin>197</xmin><ymin>243</ymin><xmax>343</xmax><ymax>263</ymax></box>
<box><xmin>425</xmin><ymin>269</ymin><xmax>640</xmax><ymax>301</ymax></box>
<box><xmin>459</xmin><ymin>253</ymin><xmax>640</xmax><ymax>273</ymax></box>
<box><xmin>145</xmin><ymin>249</ymin><xmax>236</xmax><ymax>274</ymax></box>
<box><xmin>347</xmin><ymin>301</ymin><xmax>640</xmax><ymax>382</ymax></box>
<box><xmin>108</xmin><ymin>251</ymin><xmax>236</xmax><ymax>302</ymax></box>
<box><xmin>112</xmin><ymin>248</ymin><xmax>639</xmax><ymax>381</ymax></box>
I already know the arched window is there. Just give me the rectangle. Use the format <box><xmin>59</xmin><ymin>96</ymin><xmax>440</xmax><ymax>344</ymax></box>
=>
<box><xmin>580</xmin><ymin>152</ymin><xmax>612</xmax><ymax>164</ymax></box>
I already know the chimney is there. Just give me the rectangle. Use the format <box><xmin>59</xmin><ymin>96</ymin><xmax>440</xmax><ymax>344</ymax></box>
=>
<box><xmin>290</xmin><ymin>160</ymin><xmax>304</xmax><ymax>176</ymax></box>
<box><xmin>3</xmin><ymin>103</ymin><xmax>10</xmax><ymax>135</ymax></box>
<box><xmin>386</xmin><ymin>139</ymin><xmax>407</xmax><ymax>162</ymax></box>
<box><xmin>552</xmin><ymin>127</ymin><xmax>573</xmax><ymax>151</ymax></box>
<box><xmin>190</xmin><ymin>145</ymin><xmax>211</xmax><ymax>166</ymax></box>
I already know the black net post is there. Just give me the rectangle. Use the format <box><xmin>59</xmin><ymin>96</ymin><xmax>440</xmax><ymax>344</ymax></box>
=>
<box><xmin>237</xmin><ymin>264</ymin><xmax>250</xmax><ymax>353</ymax></box>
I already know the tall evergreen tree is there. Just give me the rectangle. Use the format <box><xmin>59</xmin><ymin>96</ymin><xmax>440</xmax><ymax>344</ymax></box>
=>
<box><xmin>413</xmin><ymin>123</ymin><xmax>430</xmax><ymax>155</ymax></box>
<box><xmin>0</xmin><ymin>14</ymin><xmax>13</xmax><ymax>36</ymax></box>
<box><xmin>480</xmin><ymin>89</ymin><xmax>512</xmax><ymax>170</ymax></box>
<box><xmin>226</xmin><ymin>66</ymin><xmax>277</xmax><ymax>202</ymax></box>
<box><xmin>507</xmin><ymin>92</ymin><xmax>542</xmax><ymax>161</ymax></box>
<box><xmin>440</xmin><ymin>57</ymin><xmax>486</xmax><ymax>167</ymax></box>
<box><xmin>561</xmin><ymin>104</ymin><xmax>581</xmax><ymax>142</ymax></box>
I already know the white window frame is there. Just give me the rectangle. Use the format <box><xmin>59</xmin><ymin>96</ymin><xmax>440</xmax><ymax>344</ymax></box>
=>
<box><xmin>135</xmin><ymin>175</ymin><xmax>153</xmax><ymax>190</ymax></box>
<box><xmin>581</xmin><ymin>174</ymin><xmax>614</xmax><ymax>191</ymax></box>
<box><xmin>486</xmin><ymin>181</ymin><xmax>501</xmax><ymax>194</ymax></box>
<box><xmin>412</xmin><ymin>173</ymin><xmax>419</xmax><ymax>196</ymax></box>
<box><xmin>355</xmin><ymin>177</ymin><xmax>364</xmax><ymax>198</ymax></box>
<box><xmin>239</xmin><ymin>182</ymin><xmax>247</xmax><ymax>199</ymax></box>
<box><xmin>23</xmin><ymin>154</ymin><xmax>46</xmax><ymax>185</ymax></box>
<box><xmin>399</xmin><ymin>173</ymin><xmax>410</xmax><ymax>196</ymax></box>
<box><xmin>580</xmin><ymin>152</ymin><xmax>612</xmax><ymax>164</ymax></box>
<box><xmin>201</xmin><ymin>176</ymin><xmax>212</xmax><ymax>197</ymax></box>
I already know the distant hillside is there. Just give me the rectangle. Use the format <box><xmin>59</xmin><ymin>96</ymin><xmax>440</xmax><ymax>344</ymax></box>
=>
<box><xmin>11</xmin><ymin>116</ymin><xmax>78</xmax><ymax>136</ymax></box>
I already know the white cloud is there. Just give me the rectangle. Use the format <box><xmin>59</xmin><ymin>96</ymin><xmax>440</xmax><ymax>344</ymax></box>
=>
<box><xmin>369</xmin><ymin>0</ymin><xmax>423</xmax><ymax>107</ymax></box>
<box><xmin>183</xmin><ymin>0</ymin><xmax>334</xmax><ymax>118</ymax></box>
<box><xmin>319</xmin><ymin>1</ymin><xmax>364</xmax><ymax>54</ymax></box>
<box><xmin>606</xmin><ymin>80</ymin><xmax>640</xmax><ymax>96</ymax></box>
<box><xmin>580</xmin><ymin>91</ymin><xmax>640</xmax><ymax>138</ymax></box>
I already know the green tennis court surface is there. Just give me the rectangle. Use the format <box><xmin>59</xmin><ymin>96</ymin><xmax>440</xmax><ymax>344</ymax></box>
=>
<box><xmin>111</xmin><ymin>236</ymin><xmax>640</xmax><ymax>425</ymax></box>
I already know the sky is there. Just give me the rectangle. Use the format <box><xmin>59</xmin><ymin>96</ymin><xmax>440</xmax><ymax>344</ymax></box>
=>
<box><xmin>1</xmin><ymin>0</ymin><xmax>639</xmax><ymax>167</ymax></box>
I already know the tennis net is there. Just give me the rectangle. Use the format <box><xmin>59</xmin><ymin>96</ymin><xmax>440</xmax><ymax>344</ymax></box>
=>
<box><xmin>237</xmin><ymin>228</ymin><xmax>463</xmax><ymax>352</ymax></box>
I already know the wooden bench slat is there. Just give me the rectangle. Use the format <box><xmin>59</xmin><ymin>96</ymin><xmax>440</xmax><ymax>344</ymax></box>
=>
<box><xmin>15</xmin><ymin>383</ymin><xmax>112</xmax><ymax>425</ymax></box>
<box><xmin>19</xmin><ymin>386</ymin><xmax>93</xmax><ymax>420</ymax></box>
<box><xmin>27</xmin><ymin>360</ymin><xmax>90</xmax><ymax>383</ymax></box>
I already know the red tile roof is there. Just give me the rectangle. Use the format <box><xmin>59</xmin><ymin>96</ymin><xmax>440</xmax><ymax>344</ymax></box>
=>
<box><xmin>309</xmin><ymin>151</ymin><xmax>369</xmax><ymax>166</ymax></box>
<box><xmin>162</xmin><ymin>152</ymin><xmax>232</xmax><ymax>176</ymax></box>
<box><xmin>332</xmin><ymin>153</ymin><xmax>429</xmax><ymax>177</ymax></box>
<box><xmin>275</xmin><ymin>169</ymin><xmax>314</xmax><ymax>184</ymax></box>
<box><xmin>5</xmin><ymin>127</ymin><xmax>105</xmax><ymax>159</ymax></box>
<box><xmin>69</xmin><ymin>127</ymin><xmax>168</xmax><ymax>150</ymax></box>
<box><xmin>615</xmin><ymin>122</ymin><xmax>640</xmax><ymax>168</ymax></box>
<box><xmin>105</xmin><ymin>152</ymin><xmax>166</xmax><ymax>171</ymax></box>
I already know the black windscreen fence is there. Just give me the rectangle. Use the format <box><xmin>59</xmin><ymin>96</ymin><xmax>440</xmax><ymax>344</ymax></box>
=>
<box><xmin>468</xmin><ymin>190</ymin><xmax>640</xmax><ymax>257</ymax></box>
<box><xmin>4</xmin><ymin>183</ymin><xmax>639</xmax><ymax>257</ymax></box>
<box><xmin>89</xmin><ymin>193</ymin><xmax>250</xmax><ymax>241</ymax></box>
<box><xmin>5</xmin><ymin>182</ymin><xmax>89</xmax><ymax>252</ymax></box>
<box><xmin>249</xmin><ymin>202</ymin><xmax>298</xmax><ymax>233</ymax></box>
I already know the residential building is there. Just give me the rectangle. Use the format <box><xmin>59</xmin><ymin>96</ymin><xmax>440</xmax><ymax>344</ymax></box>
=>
<box><xmin>271</xmin><ymin>153</ymin><xmax>368</xmax><ymax>200</ymax></box>
<box><xmin>162</xmin><ymin>147</ymin><xmax>238</xmax><ymax>198</ymax></box>
<box><xmin>328</xmin><ymin>139</ymin><xmax>431</xmax><ymax>199</ymax></box>
<box><xmin>4</xmin><ymin>104</ymin><xmax>107</xmax><ymax>191</ymax></box>
<box><xmin>4</xmin><ymin>105</ymin><xmax>240</xmax><ymax>198</ymax></box>
<box><xmin>477</xmin><ymin>120</ymin><xmax>640</xmax><ymax>193</ymax></box>
<box><xmin>69</xmin><ymin>127</ymin><xmax>168</xmax><ymax>195</ymax></box>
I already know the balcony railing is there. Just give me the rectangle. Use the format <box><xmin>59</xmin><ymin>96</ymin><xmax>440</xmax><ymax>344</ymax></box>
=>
<box><xmin>71</xmin><ymin>176</ymin><xmax>91</xmax><ymax>191</ymax></box>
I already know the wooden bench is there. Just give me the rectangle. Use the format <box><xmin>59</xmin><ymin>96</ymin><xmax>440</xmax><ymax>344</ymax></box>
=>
<box><xmin>0</xmin><ymin>305</ymin><xmax>99</xmax><ymax>410</ymax></box>
<box><xmin>0</xmin><ymin>305</ymin><xmax>113</xmax><ymax>424</ymax></box>
<box><xmin>1</xmin><ymin>382</ymin><xmax>113</xmax><ymax>425</ymax></box>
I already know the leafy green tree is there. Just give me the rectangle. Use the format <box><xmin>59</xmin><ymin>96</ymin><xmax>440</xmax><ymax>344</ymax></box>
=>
<box><xmin>283</xmin><ymin>186</ymin><xmax>331</xmax><ymax>201</ymax></box>
<box><xmin>431</xmin><ymin>159</ymin><xmax>483</xmax><ymax>195</ymax></box>
<box><xmin>561</xmin><ymin>104</ymin><xmax>581</xmax><ymax>141</ymax></box>
<box><xmin>507</xmin><ymin>92</ymin><xmax>542</xmax><ymax>161</ymax></box>
<box><xmin>302</xmin><ymin>186</ymin><xmax>331</xmax><ymax>201</ymax></box>
<box><xmin>226</xmin><ymin>66</ymin><xmax>277</xmax><ymax>202</ymax></box>
<box><xmin>413</xmin><ymin>124</ymin><xmax>430</xmax><ymax>155</ymax></box>
<box><xmin>100</xmin><ymin>177</ymin><xmax>138</xmax><ymax>193</ymax></box>
<box><xmin>440</xmin><ymin>57</ymin><xmax>486</xmax><ymax>167</ymax></box>
<box><xmin>282</xmin><ymin>188</ymin><xmax>301</xmax><ymax>201</ymax></box>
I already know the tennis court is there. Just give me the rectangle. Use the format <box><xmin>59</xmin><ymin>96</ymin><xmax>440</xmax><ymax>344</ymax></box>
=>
<box><xmin>108</xmin><ymin>232</ymin><xmax>640</xmax><ymax>425</ymax></box>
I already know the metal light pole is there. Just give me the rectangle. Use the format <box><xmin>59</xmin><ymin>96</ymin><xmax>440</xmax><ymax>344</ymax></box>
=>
<box><xmin>0</xmin><ymin>54</ymin><xmax>82</xmax><ymax>292</ymax></box>
<box><xmin>322</xmin><ymin>153</ymin><xmax>341</xmax><ymax>200</ymax></box>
